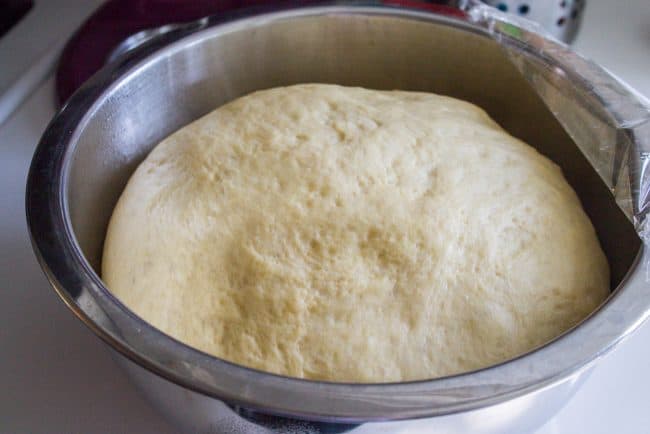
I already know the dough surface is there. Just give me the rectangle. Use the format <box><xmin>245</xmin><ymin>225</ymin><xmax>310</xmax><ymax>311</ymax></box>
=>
<box><xmin>103</xmin><ymin>84</ymin><xmax>609</xmax><ymax>382</ymax></box>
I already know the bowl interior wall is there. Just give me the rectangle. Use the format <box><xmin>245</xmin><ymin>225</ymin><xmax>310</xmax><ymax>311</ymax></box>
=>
<box><xmin>66</xmin><ymin>14</ymin><xmax>641</xmax><ymax>290</ymax></box>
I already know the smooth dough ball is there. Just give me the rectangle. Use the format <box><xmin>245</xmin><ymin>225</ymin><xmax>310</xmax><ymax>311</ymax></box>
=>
<box><xmin>102</xmin><ymin>84</ymin><xmax>609</xmax><ymax>382</ymax></box>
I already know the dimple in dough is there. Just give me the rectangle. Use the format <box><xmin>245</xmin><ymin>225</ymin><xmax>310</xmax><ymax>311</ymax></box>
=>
<box><xmin>102</xmin><ymin>84</ymin><xmax>609</xmax><ymax>382</ymax></box>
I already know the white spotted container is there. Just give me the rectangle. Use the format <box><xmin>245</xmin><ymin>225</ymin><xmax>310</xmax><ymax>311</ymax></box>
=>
<box><xmin>481</xmin><ymin>0</ymin><xmax>586</xmax><ymax>42</ymax></box>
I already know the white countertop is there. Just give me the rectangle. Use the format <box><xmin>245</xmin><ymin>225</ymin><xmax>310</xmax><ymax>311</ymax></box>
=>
<box><xmin>1</xmin><ymin>1</ymin><xmax>648</xmax><ymax>433</ymax></box>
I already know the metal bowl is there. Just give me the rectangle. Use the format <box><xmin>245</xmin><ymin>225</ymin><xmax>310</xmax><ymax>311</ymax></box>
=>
<box><xmin>26</xmin><ymin>4</ymin><xmax>650</xmax><ymax>433</ymax></box>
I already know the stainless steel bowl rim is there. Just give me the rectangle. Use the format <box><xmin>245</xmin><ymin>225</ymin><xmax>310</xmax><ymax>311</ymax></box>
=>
<box><xmin>26</xmin><ymin>5</ymin><xmax>650</xmax><ymax>422</ymax></box>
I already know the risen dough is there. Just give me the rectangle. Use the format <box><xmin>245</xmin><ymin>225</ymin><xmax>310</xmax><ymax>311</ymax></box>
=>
<box><xmin>103</xmin><ymin>84</ymin><xmax>609</xmax><ymax>382</ymax></box>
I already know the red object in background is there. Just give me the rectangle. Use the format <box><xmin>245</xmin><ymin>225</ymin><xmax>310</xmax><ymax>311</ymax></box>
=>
<box><xmin>55</xmin><ymin>0</ymin><xmax>466</xmax><ymax>105</ymax></box>
<box><xmin>382</xmin><ymin>0</ymin><xmax>464</xmax><ymax>16</ymax></box>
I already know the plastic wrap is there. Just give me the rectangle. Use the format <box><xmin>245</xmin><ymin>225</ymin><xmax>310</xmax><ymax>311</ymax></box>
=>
<box><xmin>462</xmin><ymin>0</ymin><xmax>650</xmax><ymax>240</ymax></box>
